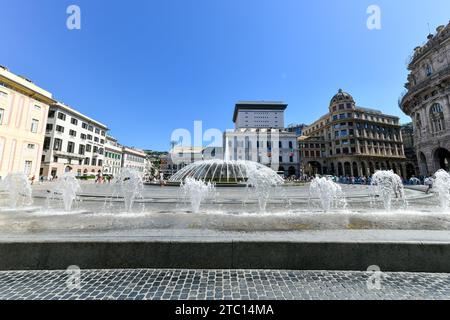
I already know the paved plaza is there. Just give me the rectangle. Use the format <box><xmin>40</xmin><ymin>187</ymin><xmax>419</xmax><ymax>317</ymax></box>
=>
<box><xmin>0</xmin><ymin>269</ymin><xmax>449</xmax><ymax>300</ymax></box>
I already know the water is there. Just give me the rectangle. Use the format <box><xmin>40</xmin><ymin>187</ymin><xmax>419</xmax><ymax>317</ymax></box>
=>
<box><xmin>309</xmin><ymin>176</ymin><xmax>346</xmax><ymax>212</ymax></box>
<box><xmin>170</xmin><ymin>160</ymin><xmax>284</xmax><ymax>212</ymax></box>
<box><xmin>245</xmin><ymin>162</ymin><xmax>284</xmax><ymax>212</ymax></box>
<box><xmin>115</xmin><ymin>168</ymin><xmax>143</xmax><ymax>212</ymax></box>
<box><xmin>432</xmin><ymin>169</ymin><xmax>450</xmax><ymax>210</ymax></box>
<box><xmin>0</xmin><ymin>173</ymin><xmax>32</xmax><ymax>208</ymax></box>
<box><xmin>51</xmin><ymin>172</ymin><xmax>81</xmax><ymax>211</ymax></box>
<box><xmin>181</xmin><ymin>177</ymin><xmax>215</xmax><ymax>213</ymax></box>
<box><xmin>371</xmin><ymin>170</ymin><xmax>405</xmax><ymax>211</ymax></box>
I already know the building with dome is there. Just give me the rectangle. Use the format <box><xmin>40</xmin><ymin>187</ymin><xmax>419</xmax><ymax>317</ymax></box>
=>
<box><xmin>300</xmin><ymin>90</ymin><xmax>408</xmax><ymax>178</ymax></box>
<box><xmin>399</xmin><ymin>22</ymin><xmax>450</xmax><ymax>176</ymax></box>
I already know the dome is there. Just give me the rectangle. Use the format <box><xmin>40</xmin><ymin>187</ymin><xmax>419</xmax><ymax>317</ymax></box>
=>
<box><xmin>169</xmin><ymin>160</ymin><xmax>284</xmax><ymax>185</ymax></box>
<box><xmin>329</xmin><ymin>89</ymin><xmax>355</xmax><ymax>106</ymax></box>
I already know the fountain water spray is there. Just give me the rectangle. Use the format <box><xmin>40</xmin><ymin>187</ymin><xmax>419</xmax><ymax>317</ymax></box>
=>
<box><xmin>245</xmin><ymin>162</ymin><xmax>284</xmax><ymax>212</ymax></box>
<box><xmin>115</xmin><ymin>168</ymin><xmax>143</xmax><ymax>212</ymax></box>
<box><xmin>1</xmin><ymin>173</ymin><xmax>32</xmax><ymax>208</ymax></box>
<box><xmin>371</xmin><ymin>170</ymin><xmax>405</xmax><ymax>211</ymax></box>
<box><xmin>309</xmin><ymin>176</ymin><xmax>346</xmax><ymax>212</ymax></box>
<box><xmin>52</xmin><ymin>172</ymin><xmax>81</xmax><ymax>211</ymax></box>
<box><xmin>181</xmin><ymin>177</ymin><xmax>215</xmax><ymax>213</ymax></box>
<box><xmin>169</xmin><ymin>160</ymin><xmax>284</xmax><ymax>213</ymax></box>
<box><xmin>432</xmin><ymin>169</ymin><xmax>450</xmax><ymax>210</ymax></box>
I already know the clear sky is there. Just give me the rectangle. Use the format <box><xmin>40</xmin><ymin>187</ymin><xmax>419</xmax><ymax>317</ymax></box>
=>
<box><xmin>1</xmin><ymin>0</ymin><xmax>449</xmax><ymax>151</ymax></box>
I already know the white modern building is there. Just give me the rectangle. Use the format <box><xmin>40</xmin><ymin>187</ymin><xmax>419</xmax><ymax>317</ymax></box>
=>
<box><xmin>233</xmin><ymin>101</ymin><xmax>287</xmax><ymax>129</ymax></box>
<box><xmin>103</xmin><ymin>135</ymin><xmax>123</xmax><ymax>176</ymax></box>
<box><xmin>41</xmin><ymin>102</ymin><xmax>108</xmax><ymax>178</ymax></box>
<box><xmin>225</xmin><ymin>101</ymin><xmax>300</xmax><ymax>177</ymax></box>
<box><xmin>122</xmin><ymin>146</ymin><xmax>146</xmax><ymax>173</ymax></box>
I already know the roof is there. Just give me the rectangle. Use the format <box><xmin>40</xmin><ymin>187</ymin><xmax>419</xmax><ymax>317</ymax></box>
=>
<box><xmin>233</xmin><ymin>101</ymin><xmax>288</xmax><ymax>122</ymax></box>
<box><xmin>53</xmin><ymin>101</ymin><xmax>108</xmax><ymax>130</ymax></box>
<box><xmin>0</xmin><ymin>67</ymin><xmax>56</xmax><ymax>105</ymax></box>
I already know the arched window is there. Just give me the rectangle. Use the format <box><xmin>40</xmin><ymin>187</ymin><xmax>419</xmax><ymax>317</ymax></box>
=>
<box><xmin>430</xmin><ymin>103</ymin><xmax>445</xmax><ymax>133</ymax></box>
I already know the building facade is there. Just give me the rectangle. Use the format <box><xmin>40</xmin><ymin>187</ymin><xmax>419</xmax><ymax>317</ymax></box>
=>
<box><xmin>0</xmin><ymin>66</ymin><xmax>55</xmax><ymax>179</ymax></box>
<box><xmin>400</xmin><ymin>22</ymin><xmax>450</xmax><ymax>176</ymax></box>
<box><xmin>400</xmin><ymin>123</ymin><xmax>419</xmax><ymax>177</ymax></box>
<box><xmin>103</xmin><ymin>135</ymin><xmax>123</xmax><ymax>176</ymax></box>
<box><xmin>41</xmin><ymin>102</ymin><xmax>108</xmax><ymax>178</ymax></box>
<box><xmin>121</xmin><ymin>146</ymin><xmax>146</xmax><ymax>173</ymax></box>
<box><xmin>233</xmin><ymin>101</ymin><xmax>287</xmax><ymax>129</ymax></box>
<box><xmin>225</xmin><ymin>101</ymin><xmax>300</xmax><ymax>177</ymax></box>
<box><xmin>300</xmin><ymin>90</ymin><xmax>407</xmax><ymax>178</ymax></box>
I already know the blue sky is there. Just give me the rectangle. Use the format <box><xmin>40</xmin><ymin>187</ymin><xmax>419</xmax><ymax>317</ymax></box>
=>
<box><xmin>1</xmin><ymin>0</ymin><xmax>449</xmax><ymax>151</ymax></box>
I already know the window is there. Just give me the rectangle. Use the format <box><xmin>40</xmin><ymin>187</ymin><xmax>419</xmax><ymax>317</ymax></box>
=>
<box><xmin>0</xmin><ymin>108</ymin><xmax>4</xmax><ymax>125</ymax></box>
<box><xmin>95</xmin><ymin>128</ymin><xmax>100</xmax><ymax>134</ymax></box>
<box><xmin>48</xmin><ymin>110</ymin><xmax>55</xmax><ymax>118</ymax></box>
<box><xmin>24</xmin><ymin>161</ymin><xmax>32</xmax><ymax>175</ymax></box>
<box><xmin>46</xmin><ymin>123</ymin><xmax>53</xmax><ymax>131</ymax></box>
<box><xmin>56</xmin><ymin>125</ymin><xmax>64</xmax><ymax>133</ymax></box>
<box><xmin>87</xmin><ymin>134</ymin><xmax>92</xmax><ymax>140</ymax></box>
<box><xmin>67</xmin><ymin>141</ymin><xmax>75</xmax><ymax>153</ymax></box>
<box><xmin>31</xmin><ymin>119</ymin><xmax>39</xmax><ymax>133</ymax></box>
<box><xmin>57</xmin><ymin>112</ymin><xmax>66</xmax><ymax>120</ymax></box>
<box><xmin>43</xmin><ymin>137</ymin><xmax>51</xmax><ymax>150</ymax></box>
<box><xmin>94</xmin><ymin>137</ymin><xmax>99</xmax><ymax>142</ymax></box>
<box><xmin>27</xmin><ymin>144</ymin><xmax>35</xmax><ymax>149</ymax></box>
<box><xmin>430</xmin><ymin>103</ymin><xmax>445</xmax><ymax>133</ymax></box>
<box><xmin>71</xmin><ymin>118</ymin><xmax>78</xmax><ymax>125</ymax></box>
<box><xmin>69</xmin><ymin>129</ymin><xmax>77</xmax><ymax>137</ymax></box>
<box><xmin>34</xmin><ymin>105</ymin><xmax>41</xmax><ymax>110</ymax></box>
<box><xmin>84</xmin><ymin>158</ymin><xmax>90</xmax><ymax>165</ymax></box>
<box><xmin>426</xmin><ymin>64</ymin><xmax>433</xmax><ymax>77</ymax></box>
<box><xmin>88</xmin><ymin>125</ymin><xmax>93</xmax><ymax>132</ymax></box>
<box><xmin>86</xmin><ymin>144</ymin><xmax>92</xmax><ymax>152</ymax></box>
<box><xmin>0</xmin><ymin>91</ymin><xmax>7</xmax><ymax>98</ymax></box>
<box><xmin>80</xmin><ymin>133</ymin><xmax>86</xmax><ymax>140</ymax></box>
<box><xmin>82</xmin><ymin>122</ymin><xmax>88</xmax><ymax>129</ymax></box>
<box><xmin>53</xmin><ymin>138</ymin><xmax>62</xmax><ymax>151</ymax></box>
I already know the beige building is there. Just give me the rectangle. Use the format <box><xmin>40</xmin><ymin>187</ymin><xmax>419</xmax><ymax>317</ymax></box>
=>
<box><xmin>103</xmin><ymin>135</ymin><xmax>123</xmax><ymax>176</ymax></box>
<box><xmin>300</xmin><ymin>90</ymin><xmax>407</xmax><ymax>178</ymax></box>
<box><xmin>400</xmin><ymin>22</ymin><xmax>450</xmax><ymax>175</ymax></box>
<box><xmin>0</xmin><ymin>66</ymin><xmax>56</xmax><ymax>179</ymax></box>
<box><xmin>41</xmin><ymin>102</ymin><xmax>108</xmax><ymax>178</ymax></box>
<box><xmin>122</xmin><ymin>146</ymin><xmax>146</xmax><ymax>173</ymax></box>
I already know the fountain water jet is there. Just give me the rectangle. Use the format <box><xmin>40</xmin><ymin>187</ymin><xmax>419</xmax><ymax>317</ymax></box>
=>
<box><xmin>309</xmin><ymin>176</ymin><xmax>346</xmax><ymax>212</ymax></box>
<box><xmin>115</xmin><ymin>168</ymin><xmax>143</xmax><ymax>212</ymax></box>
<box><xmin>371</xmin><ymin>170</ymin><xmax>405</xmax><ymax>211</ymax></box>
<box><xmin>432</xmin><ymin>169</ymin><xmax>450</xmax><ymax>210</ymax></box>
<box><xmin>52</xmin><ymin>172</ymin><xmax>81</xmax><ymax>211</ymax></box>
<box><xmin>169</xmin><ymin>160</ymin><xmax>284</xmax><ymax>212</ymax></box>
<box><xmin>1</xmin><ymin>173</ymin><xmax>32</xmax><ymax>208</ymax></box>
<box><xmin>181</xmin><ymin>177</ymin><xmax>215</xmax><ymax>213</ymax></box>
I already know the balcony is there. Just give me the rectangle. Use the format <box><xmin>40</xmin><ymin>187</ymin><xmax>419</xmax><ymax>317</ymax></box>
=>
<box><xmin>54</xmin><ymin>150</ymin><xmax>85</xmax><ymax>160</ymax></box>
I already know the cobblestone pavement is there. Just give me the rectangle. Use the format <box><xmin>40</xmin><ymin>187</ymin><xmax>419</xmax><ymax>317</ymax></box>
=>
<box><xmin>0</xmin><ymin>269</ymin><xmax>449</xmax><ymax>300</ymax></box>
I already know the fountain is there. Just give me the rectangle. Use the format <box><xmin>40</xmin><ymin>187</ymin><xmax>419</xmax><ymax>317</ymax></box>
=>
<box><xmin>0</xmin><ymin>173</ymin><xmax>32</xmax><ymax>208</ymax></box>
<box><xmin>432</xmin><ymin>169</ymin><xmax>450</xmax><ymax>210</ymax></box>
<box><xmin>115</xmin><ymin>168</ymin><xmax>143</xmax><ymax>212</ymax></box>
<box><xmin>170</xmin><ymin>160</ymin><xmax>284</xmax><ymax>212</ymax></box>
<box><xmin>51</xmin><ymin>172</ymin><xmax>81</xmax><ymax>211</ymax></box>
<box><xmin>180</xmin><ymin>177</ymin><xmax>215</xmax><ymax>213</ymax></box>
<box><xmin>309</xmin><ymin>176</ymin><xmax>346</xmax><ymax>212</ymax></box>
<box><xmin>371</xmin><ymin>170</ymin><xmax>405</xmax><ymax>211</ymax></box>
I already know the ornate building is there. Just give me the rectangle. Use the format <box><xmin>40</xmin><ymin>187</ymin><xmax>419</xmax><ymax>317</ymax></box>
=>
<box><xmin>400</xmin><ymin>22</ymin><xmax>450</xmax><ymax>176</ymax></box>
<box><xmin>300</xmin><ymin>90</ymin><xmax>407</xmax><ymax>178</ymax></box>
